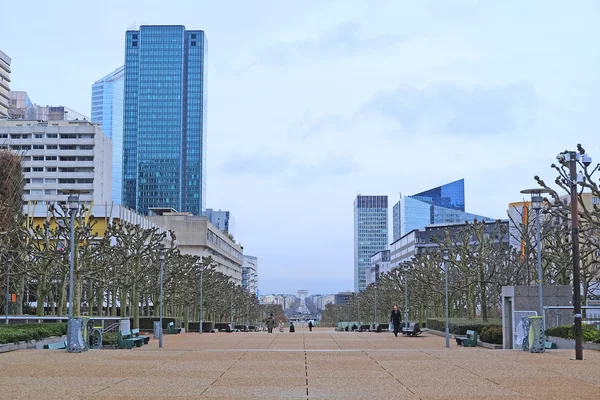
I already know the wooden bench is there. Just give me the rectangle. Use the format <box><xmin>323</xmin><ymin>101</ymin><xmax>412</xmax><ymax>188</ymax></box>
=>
<box><xmin>44</xmin><ymin>341</ymin><xmax>67</xmax><ymax>350</ymax></box>
<box><xmin>131</xmin><ymin>328</ymin><xmax>150</xmax><ymax>344</ymax></box>
<box><xmin>455</xmin><ymin>330</ymin><xmax>478</xmax><ymax>347</ymax></box>
<box><xmin>117</xmin><ymin>330</ymin><xmax>144</xmax><ymax>349</ymax></box>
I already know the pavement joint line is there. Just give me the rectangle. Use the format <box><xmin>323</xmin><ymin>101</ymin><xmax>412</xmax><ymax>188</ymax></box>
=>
<box><xmin>87</xmin><ymin>377</ymin><xmax>130</xmax><ymax>396</ymax></box>
<box><xmin>328</xmin><ymin>333</ymin><xmax>343</xmax><ymax>350</ymax></box>
<box><xmin>361</xmin><ymin>349</ymin><xmax>419</xmax><ymax>398</ymax></box>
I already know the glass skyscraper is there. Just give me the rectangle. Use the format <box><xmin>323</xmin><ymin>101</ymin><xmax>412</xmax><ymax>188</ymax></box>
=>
<box><xmin>393</xmin><ymin>179</ymin><xmax>495</xmax><ymax>239</ymax></box>
<box><xmin>123</xmin><ymin>25</ymin><xmax>207</xmax><ymax>215</ymax></box>
<box><xmin>91</xmin><ymin>66</ymin><xmax>124</xmax><ymax>204</ymax></box>
<box><xmin>354</xmin><ymin>195</ymin><xmax>388</xmax><ymax>292</ymax></box>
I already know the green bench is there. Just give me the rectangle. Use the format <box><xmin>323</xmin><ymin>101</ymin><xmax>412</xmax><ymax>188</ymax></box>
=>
<box><xmin>131</xmin><ymin>328</ymin><xmax>150</xmax><ymax>344</ymax></box>
<box><xmin>455</xmin><ymin>330</ymin><xmax>478</xmax><ymax>347</ymax></box>
<box><xmin>117</xmin><ymin>330</ymin><xmax>144</xmax><ymax>349</ymax></box>
<box><xmin>167</xmin><ymin>322</ymin><xmax>181</xmax><ymax>334</ymax></box>
<box><xmin>44</xmin><ymin>341</ymin><xmax>67</xmax><ymax>350</ymax></box>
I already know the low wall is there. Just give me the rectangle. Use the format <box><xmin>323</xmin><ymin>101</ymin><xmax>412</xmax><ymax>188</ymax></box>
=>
<box><xmin>0</xmin><ymin>335</ymin><xmax>67</xmax><ymax>353</ymax></box>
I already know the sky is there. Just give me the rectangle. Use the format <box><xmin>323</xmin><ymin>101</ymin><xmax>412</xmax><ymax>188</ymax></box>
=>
<box><xmin>2</xmin><ymin>0</ymin><xmax>599</xmax><ymax>295</ymax></box>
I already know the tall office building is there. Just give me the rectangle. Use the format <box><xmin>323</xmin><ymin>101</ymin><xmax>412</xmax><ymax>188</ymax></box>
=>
<box><xmin>206</xmin><ymin>208</ymin><xmax>235</xmax><ymax>235</ymax></box>
<box><xmin>393</xmin><ymin>179</ymin><xmax>494</xmax><ymax>238</ymax></box>
<box><xmin>8</xmin><ymin>91</ymin><xmax>34</xmax><ymax>119</ymax></box>
<box><xmin>123</xmin><ymin>25</ymin><xmax>208</xmax><ymax>216</ymax></box>
<box><xmin>354</xmin><ymin>195</ymin><xmax>388</xmax><ymax>292</ymax></box>
<box><xmin>91</xmin><ymin>66</ymin><xmax>125</xmax><ymax>204</ymax></box>
<box><xmin>242</xmin><ymin>255</ymin><xmax>258</xmax><ymax>295</ymax></box>
<box><xmin>0</xmin><ymin>50</ymin><xmax>11</xmax><ymax>118</ymax></box>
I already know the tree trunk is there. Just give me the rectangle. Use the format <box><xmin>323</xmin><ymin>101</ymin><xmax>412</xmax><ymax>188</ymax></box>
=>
<box><xmin>479</xmin><ymin>262</ymin><xmax>488</xmax><ymax>322</ymax></box>
<box><xmin>36</xmin><ymin>277</ymin><xmax>46</xmax><ymax>316</ymax></box>
<box><xmin>16</xmin><ymin>274</ymin><xmax>25</xmax><ymax>315</ymax></box>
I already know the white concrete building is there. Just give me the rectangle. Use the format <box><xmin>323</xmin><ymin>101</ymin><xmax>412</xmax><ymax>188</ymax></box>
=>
<box><xmin>367</xmin><ymin>250</ymin><xmax>391</xmax><ymax>286</ymax></box>
<box><xmin>242</xmin><ymin>255</ymin><xmax>258</xmax><ymax>295</ymax></box>
<box><xmin>148</xmin><ymin>209</ymin><xmax>243</xmax><ymax>285</ymax></box>
<box><xmin>0</xmin><ymin>50</ymin><xmax>11</xmax><ymax>118</ymax></box>
<box><xmin>0</xmin><ymin>120</ymin><xmax>112</xmax><ymax>205</ymax></box>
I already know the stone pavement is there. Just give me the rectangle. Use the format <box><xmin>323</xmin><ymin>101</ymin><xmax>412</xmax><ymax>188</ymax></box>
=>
<box><xmin>1</xmin><ymin>327</ymin><xmax>600</xmax><ymax>399</ymax></box>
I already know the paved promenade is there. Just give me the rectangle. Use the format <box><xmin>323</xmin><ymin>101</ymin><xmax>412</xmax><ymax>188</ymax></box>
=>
<box><xmin>1</xmin><ymin>327</ymin><xmax>600</xmax><ymax>399</ymax></box>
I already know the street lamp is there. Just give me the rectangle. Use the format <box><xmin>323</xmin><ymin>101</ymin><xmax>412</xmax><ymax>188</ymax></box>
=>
<box><xmin>67</xmin><ymin>194</ymin><xmax>80</xmax><ymax>318</ymax></box>
<box><xmin>554</xmin><ymin>147</ymin><xmax>592</xmax><ymax>361</ymax></box>
<box><xmin>158</xmin><ymin>246</ymin><xmax>165</xmax><ymax>348</ymax></box>
<box><xmin>443</xmin><ymin>250</ymin><xmax>450</xmax><ymax>348</ymax></box>
<box><xmin>199</xmin><ymin>260</ymin><xmax>205</xmax><ymax>335</ymax></box>
<box><xmin>521</xmin><ymin>188</ymin><xmax>551</xmax><ymax>331</ymax></box>
<box><xmin>403</xmin><ymin>263</ymin><xmax>410</xmax><ymax>329</ymax></box>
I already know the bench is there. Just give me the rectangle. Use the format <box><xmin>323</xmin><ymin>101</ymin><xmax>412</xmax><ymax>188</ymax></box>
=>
<box><xmin>131</xmin><ymin>328</ymin><xmax>150</xmax><ymax>344</ymax></box>
<box><xmin>44</xmin><ymin>341</ymin><xmax>67</xmax><ymax>350</ymax></box>
<box><xmin>167</xmin><ymin>322</ymin><xmax>181</xmax><ymax>334</ymax></box>
<box><xmin>214</xmin><ymin>323</ymin><xmax>232</xmax><ymax>333</ymax></box>
<box><xmin>358</xmin><ymin>324</ymin><xmax>371</xmax><ymax>332</ymax></box>
<box><xmin>455</xmin><ymin>330</ymin><xmax>478</xmax><ymax>347</ymax></box>
<box><xmin>545</xmin><ymin>341</ymin><xmax>556</xmax><ymax>349</ymax></box>
<box><xmin>234</xmin><ymin>324</ymin><xmax>248</xmax><ymax>332</ymax></box>
<box><xmin>117</xmin><ymin>330</ymin><xmax>144</xmax><ymax>349</ymax></box>
<box><xmin>401</xmin><ymin>322</ymin><xmax>422</xmax><ymax>337</ymax></box>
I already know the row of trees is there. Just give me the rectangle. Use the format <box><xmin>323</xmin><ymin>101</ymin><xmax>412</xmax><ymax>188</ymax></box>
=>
<box><xmin>0</xmin><ymin>149</ymin><xmax>270</xmax><ymax>329</ymax></box>
<box><xmin>322</xmin><ymin>144</ymin><xmax>600</xmax><ymax>325</ymax></box>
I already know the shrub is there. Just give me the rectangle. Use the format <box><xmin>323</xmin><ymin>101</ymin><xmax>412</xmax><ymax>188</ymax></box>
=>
<box><xmin>479</xmin><ymin>325</ymin><xmax>503</xmax><ymax>344</ymax></box>
<box><xmin>426</xmin><ymin>318</ymin><xmax>502</xmax><ymax>337</ymax></box>
<box><xmin>101</xmin><ymin>332</ymin><xmax>118</xmax><ymax>346</ymax></box>
<box><xmin>546</xmin><ymin>324</ymin><xmax>600</xmax><ymax>342</ymax></box>
<box><xmin>0</xmin><ymin>323</ymin><xmax>67</xmax><ymax>344</ymax></box>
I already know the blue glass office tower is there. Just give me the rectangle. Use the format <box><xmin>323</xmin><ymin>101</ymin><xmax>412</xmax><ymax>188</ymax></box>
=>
<box><xmin>393</xmin><ymin>179</ymin><xmax>494</xmax><ymax>239</ymax></box>
<box><xmin>123</xmin><ymin>25</ymin><xmax>207</xmax><ymax>215</ymax></box>
<box><xmin>91</xmin><ymin>66</ymin><xmax>124</xmax><ymax>204</ymax></box>
<box><xmin>354</xmin><ymin>195</ymin><xmax>388</xmax><ymax>292</ymax></box>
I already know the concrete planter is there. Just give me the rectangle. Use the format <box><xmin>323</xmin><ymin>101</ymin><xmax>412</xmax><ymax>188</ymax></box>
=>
<box><xmin>0</xmin><ymin>335</ymin><xmax>67</xmax><ymax>353</ymax></box>
<box><xmin>547</xmin><ymin>336</ymin><xmax>600</xmax><ymax>351</ymax></box>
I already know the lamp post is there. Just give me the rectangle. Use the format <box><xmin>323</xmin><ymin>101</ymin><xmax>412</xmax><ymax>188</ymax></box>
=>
<box><xmin>199</xmin><ymin>263</ymin><xmax>204</xmax><ymax>335</ymax></box>
<box><xmin>520</xmin><ymin>188</ymin><xmax>551</xmax><ymax>331</ymax></box>
<box><xmin>403</xmin><ymin>263</ymin><xmax>409</xmax><ymax>329</ymax></box>
<box><xmin>555</xmin><ymin>148</ymin><xmax>592</xmax><ymax>361</ymax></box>
<box><xmin>67</xmin><ymin>194</ymin><xmax>80</xmax><ymax>318</ymax></box>
<box><xmin>443</xmin><ymin>250</ymin><xmax>450</xmax><ymax>348</ymax></box>
<box><xmin>4</xmin><ymin>251</ymin><xmax>14</xmax><ymax>325</ymax></box>
<box><xmin>158</xmin><ymin>246</ymin><xmax>165</xmax><ymax>348</ymax></box>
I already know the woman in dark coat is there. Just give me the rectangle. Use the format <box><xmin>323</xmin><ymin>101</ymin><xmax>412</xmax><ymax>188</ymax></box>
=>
<box><xmin>308</xmin><ymin>321</ymin><xmax>313</xmax><ymax>332</ymax></box>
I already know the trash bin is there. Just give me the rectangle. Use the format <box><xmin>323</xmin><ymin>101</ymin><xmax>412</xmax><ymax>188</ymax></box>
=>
<box><xmin>153</xmin><ymin>321</ymin><xmax>162</xmax><ymax>339</ymax></box>
<box><xmin>67</xmin><ymin>318</ymin><xmax>88</xmax><ymax>353</ymax></box>
<box><xmin>528</xmin><ymin>316</ymin><xmax>545</xmax><ymax>353</ymax></box>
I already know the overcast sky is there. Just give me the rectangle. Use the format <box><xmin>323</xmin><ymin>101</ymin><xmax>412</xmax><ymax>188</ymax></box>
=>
<box><xmin>2</xmin><ymin>0</ymin><xmax>599</xmax><ymax>295</ymax></box>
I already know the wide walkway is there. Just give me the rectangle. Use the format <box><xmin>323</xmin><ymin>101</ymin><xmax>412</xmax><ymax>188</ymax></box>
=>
<box><xmin>1</xmin><ymin>328</ymin><xmax>600</xmax><ymax>399</ymax></box>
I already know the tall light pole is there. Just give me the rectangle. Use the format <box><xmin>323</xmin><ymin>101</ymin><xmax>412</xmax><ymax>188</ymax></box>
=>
<box><xmin>159</xmin><ymin>246</ymin><xmax>165</xmax><ymax>348</ymax></box>
<box><xmin>199</xmin><ymin>262</ymin><xmax>204</xmax><ymax>335</ymax></box>
<box><xmin>443</xmin><ymin>250</ymin><xmax>450</xmax><ymax>348</ymax></box>
<box><xmin>521</xmin><ymin>188</ymin><xmax>551</xmax><ymax>331</ymax></box>
<box><xmin>403</xmin><ymin>264</ymin><xmax>409</xmax><ymax>328</ymax></box>
<box><xmin>5</xmin><ymin>251</ymin><xmax>13</xmax><ymax>325</ymax></box>
<box><xmin>555</xmin><ymin>147</ymin><xmax>592</xmax><ymax>361</ymax></box>
<box><xmin>67</xmin><ymin>194</ymin><xmax>80</xmax><ymax>318</ymax></box>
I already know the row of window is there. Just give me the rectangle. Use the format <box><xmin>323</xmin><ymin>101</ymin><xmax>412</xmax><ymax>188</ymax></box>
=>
<box><xmin>2</xmin><ymin>133</ymin><xmax>94</xmax><ymax>139</ymax></box>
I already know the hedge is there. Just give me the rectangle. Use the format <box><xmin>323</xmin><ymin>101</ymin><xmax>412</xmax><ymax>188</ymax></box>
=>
<box><xmin>0</xmin><ymin>323</ymin><xmax>67</xmax><ymax>344</ymax></box>
<box><xmin>479</xmin><ymin>325</ymin><xmax>503</xmax><ymax>344</ymax></box>
<box><xmin>545</xmin><ymin>324</ymin><xmax>600</xmax><ymax>343</ymax></box>
<box><xmin>133</xmin><ymin>317</ymin><xmax>177</xmax><ymax>331</ymax></box>
<box><xmin>426</xmin><ymin>318</ymin><xmax>502</xmax><ymax>336</ymax></box>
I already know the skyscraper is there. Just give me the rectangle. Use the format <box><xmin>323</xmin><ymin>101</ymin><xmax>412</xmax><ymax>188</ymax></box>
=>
<box><xmin>354</xmin><ymin>195</ymin><xmax>388</xmax><ymax>292</ymax></box>
<box><xmin>393</xmin><ymin>179</ymin><xmax>495</xmax><ymax>238</ymax></box>
<box><xmin>123</xmin><ymin>25</ymin><xmax>207</xmax><ymax>215</ymax></box>
<box><xmin>0</xmin><ymin>50</ymin><xmax>11</xmax><ymax>118</ymax></box>
<box><xmin>91</xmin><ymin>66</ymin><xmax>124</xmax><ymax>204</ymax></box>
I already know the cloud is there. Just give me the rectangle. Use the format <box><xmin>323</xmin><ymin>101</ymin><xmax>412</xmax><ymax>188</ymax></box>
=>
<box><xmin>287</xmin><ymin>113</ymin><xmax>349</xmax><ymax>142</ymax></box>
<box><xmin>363</xmin><ymin>82</ymin><xmax>538</xmax><ymax>136</ymax></box>
<box><xmin>256</xmin><ymin>22</ymin><xmax>403</xmax><ymax>65</ymax></box>
<box><xmin>219</xmin><ymin>152</ymin><xmax>357</xmax><ymax>181</ymax></box>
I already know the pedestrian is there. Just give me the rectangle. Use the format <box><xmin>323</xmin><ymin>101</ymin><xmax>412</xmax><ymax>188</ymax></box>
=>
<box><xmin>308</xmin><ymin>320</ymin><xmax>313</xmax><ymax>332</ymax></box>
<box><xmin>279</xmin><ymin>321</ymin><xmax>284</xmax><ymax>333</ymax></box>
<box><xmin>266</xmin><ymin>313</ymin><xmax>275</xmax><ymax>333</ymax></box>
<box><xmin>289</xmin><ymin>322</ymin><xmax>295</xmax><ymax>333</ymax></box>
<box><xmin>390</xmin><ymin>305</ymin><xmax>401</xmax><ymax>337</ymax></box>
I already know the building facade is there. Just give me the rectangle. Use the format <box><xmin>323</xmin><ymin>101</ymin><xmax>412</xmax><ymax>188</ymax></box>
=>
<box><xmin>354</xmin><ymin>195</ymin><xmax>388</xmax><ymax>292</ymax></box>
<box><xmin>8</xmin><ymin>91</ymin><xmax>34</xmax><ymax>119</ymax></box>
<box><xmin>393</xmin><ymin>179</ymin><xmax>495</xmax><ymax>238</ymax></box>
<box><xmin>242</xmin><ymin>255</ymin><xmax>258</xmax><ymax>295</ymax></box>
<box><xmin>389</xmin><ymin>220</ymin><xmax>509</xmax><ymax>267</ymax></box>
<box><xmin>91</xmin><ymin>66</ymin><xmax>125</xmax><ymax>205</ymax></box>
<box><xmin>206</xmin><ymin>208</ymin><xmax>235</xmax><ymax>235</ymax></box>
<box><xmin>148</xmin><ymin>209</ymin><xmax>242</xmax><ymax>284</ymax></box>
<box><xmin>334</xmin><ymin>291</ymin><xmax>353</xmax><ymax>305</ymax></box>
<box><xmin>0</xmin><ymin>50</ymin><xmax>11</xmax><ymax>118</ymax></box>
<box><xmin>367</xmin><ymin>250</ymin><xmax>391</xmax><ymax>286</ymax></box>
<box><xmin>123</xmin><ymin>25</ymin><xmax>208</xmax><ymax>216</ymax></box>
<box><xmin>0</xmin><ymin>120</ymin><xmax>112</xmax><ymax>205</ymax></box>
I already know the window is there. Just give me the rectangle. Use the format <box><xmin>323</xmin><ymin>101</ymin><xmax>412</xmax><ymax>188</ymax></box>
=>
<box><xmin>33</xmin><ymin>156</ymin><xmax>44</xmax><ymax>161</ymax></box>
<box><xmin>45</xmin><ymin>190</ymin><xmax>57</xmax><ymax>195</ymax></box>
<box><xmin>30</xmin><ymin>189</ymin><xmax>43</xmax><ymax>195</ymax></box>
<box><xmin>22</xmin><ymin>167</ymin><xmax>31</xmax><ymax>173</ymax></box>
<box><xmin>46</xmin><ymin>145</ymin><xmax>57</xmax><ymax>150</ymax></box>
<box><xmin>33</xmin><ymin>145</ymin><xmax>44</xmax><ymax>150</ymax></box>
<box><xmin>46</xmin><ymin>156</ymin><xmax>57</xmax><ymax>161</ymax></box>
<box><xmin>58</xmin><ymin>179</ymin><xmax>76</xmax><ymax>184</ymax></box>
<box><xmin>46</xmin><ymin>167</ymin><xmax>57</xmax><ymax>172</ymax></box>
<box><xmin>45</xmin><ymin>178</ymin><xmax>57</xmax><ymax>183</ymax></box>
<box><xmin>31</xmin><ymin>178</ymin><xmax>44</xmax><ymax>184</ymax></box>
<box><xmin>34</xmin><ymin>134</ymin><xmax>43</xmax><ymax>139</ymax></box>
<box><xmin>32</xmin><ymin>167</ymin><xmax>43</xmax><ymax>172</ymax></box>
<box><xmin>79</xmin><ymin>145</ymin><xmax>93</xmax><ymax>150</ymax></box>
<box><xmin>191</xmin><ymin>41</ymin><xmax>196</xmax><ymax>46</ymax></box>
<box><xmin>47</xmin><ymin>134</ymin><xmax>58</xmax><ymax>138</ymax></box>
<box><xmin>132</xmin><ymin>41</ymin><xmax>137</xmax><ymax>47</ymax></box>
<box><xmin>132</xmin><ymin>33</ymin><xmax>138</xmax><ymax>39</ymax></box>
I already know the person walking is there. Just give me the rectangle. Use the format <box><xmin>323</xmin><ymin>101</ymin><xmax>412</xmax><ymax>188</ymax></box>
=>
<box><xmin>390</xmin><ymin>305</ymin><xmax>401</xmax><ymax>337</ymax></box>
<box><xmin>289</xmin><ymin>322</ymin><xmax>295</xmax><ymax>333</ymax></box>
<box><xmin>308</xmin><ymin>320</ymin><xmax>313</xmax><ymax>332</ymax></box>
<box><xmin>266</xmin><ymin>313</ymin><xmax>275</xmax><ymax>333</ymax></box>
